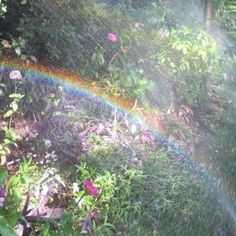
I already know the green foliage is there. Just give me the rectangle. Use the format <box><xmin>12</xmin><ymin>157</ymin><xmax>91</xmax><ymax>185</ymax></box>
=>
<box><xmin>0</xmin><ymin>167</ymin><xmax>19</xmax><ymax>236</ymax></box>
<box><xmin>11</xmin><ymin>37</ymin><xmax>25</xmax><ymax>56</ymax></box>
<box><xmin>0</xmin><ymin>79</ymin><xmax>24</xmax><ymax>163</ymax></box>
<box><xmin>0</xmin><ymin>167</ymin><xmax>7</xmax><ymax>187</ymax></box>
<box><xmin>215</xmin><ymin>0</ymin><xmax>236</xmax><ymax>40</ymax></box>
<box><xmin>15</xmin><ymin>0</ymin><xmax>153</xmax><ymax>100</ymax></box>
<box><xmin>103</xmin><ymin>64</ymin><xmax>149</xmax><ymax>99</ymax></box>
<box><xmin>17</xmin><ymin>1</ymin><xmax>101</xmax><ymax>72</ymax></box>
<box><xmin>0</xmin><ymin>0</ymin><xmax>7</xmax><ymax>18</ymax></box>
<box><xmin>0</xmin><ymin>159</ymin><xmax>40</xmax><ymax>235</ymax></box>
<box><xmin>0</xmin><ymin>127</ymin><xmax>20</xmax><ymax>162</ymax></box>
<box><xmin>0</xmin><ymin>216</ymin><xmax>15</xmax><ymax>236</ymax></box>
<box><xmin>73</xmin><ymin>162</ymin><xmax>142</xmax><ymax>235</ymax></box>
<box><xmin>0</xmin><ymin>0</ymin><xmax>28</xmax><ymax>17</ymax></box>
<box><xmin>152</xmin><ymin>26</ymin><xmax>221</xmax><ymax>108</ymax></box>
<box><xmin>4</xmin><ymin>92</ymin><xmax>24</xmax><ymax>118</ymax></box>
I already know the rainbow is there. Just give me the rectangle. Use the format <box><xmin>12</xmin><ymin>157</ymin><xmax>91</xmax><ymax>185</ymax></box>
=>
<box><xmin>0</xmin><ymin>57</ymin><xmax>194</xmax><ymax>165</ymax></box>
<box><xmin>0</xmin><ymin>57</ymin><xmax>136</xmax><ymax>112</ymax></box>
<box><xmin>0</xmin><ymin>57</ymin><xmax>227</xmax><ymax>174</ymax></box>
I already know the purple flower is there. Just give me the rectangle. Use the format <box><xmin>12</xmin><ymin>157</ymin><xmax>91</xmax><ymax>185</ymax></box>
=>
<box><xmin>83</xmin><ymin>180</ymin><xmax>100</xmax><ymax>198</ymax></box>
<box><xmin>106</xmin><ymin>32</ymin><xmax>118</xmax><ymax>42</ymax></box>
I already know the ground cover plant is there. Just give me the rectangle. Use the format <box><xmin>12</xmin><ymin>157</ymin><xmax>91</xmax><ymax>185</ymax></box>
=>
<box><xmin>0</xmin><ymin>0</ymin><xmax>236</xmax><ymax>235</ymax></box>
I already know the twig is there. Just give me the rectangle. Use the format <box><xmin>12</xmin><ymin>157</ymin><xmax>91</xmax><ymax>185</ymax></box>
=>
<box><xmin>109</xmin><ymin>52</ymin><xmax>119</xmax><ymax>65</ymax></box>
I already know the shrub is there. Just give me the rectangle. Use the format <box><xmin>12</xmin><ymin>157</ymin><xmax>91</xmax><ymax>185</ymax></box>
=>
<box><xmin>16</xmin><ymin>0</ymin><xmax>152</xmax><ymax>100</ymax></box>
<box><xmin>152</xmin><ymin>26</ymin><xmax>221</xmax><ymax>108</ymax></box>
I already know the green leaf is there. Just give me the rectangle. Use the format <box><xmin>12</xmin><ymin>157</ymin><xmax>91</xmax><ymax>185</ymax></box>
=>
<box><xmin>30</xmin><ymin>55</ymin><xmax>37</xmax><ymax>62</ymax></box>
<box><xmin>97</xmin><ymin>53</ymin><xmax>105</xmax><ymax>66</ymax></box>
<box><xmin>20</xmin><ymin>54</ymin><xmax>27</xmax><ymax>60</ymax></box>
<box><xmin>0</xmin><ymin>167</ymin><xmax>8</xmax><ymax>186</ymax></box>
<box><xmin>3</xmin><ymin>110</ymin><xmax>13</xmax><ymax>118</ymax></box>
<box><xmin>15</xmin><ymin>47</ymin><xmax>21</xmax><ymax>56</ymax></box>
<box><xmin>9</xmin><ymin>93</ymin><xmax>24</xmax><ymax>100</ymax></box>
<box><xmin>21</xmin><ymin>0</ymin><xmax>27</xmax><ymax>4</ymax></box>
<box><xmin>0</xmin><ymin>216</ymin><xmax>15</xmax><ymax>236</ymax></box>
<box><xmin>3</xmin><ymin>139</ymin><xmax>11</xmax><ymax>145</ymax></box>
<box><xmin>11</xmin><ymin>102</ymin><xmax>18</xmax><ymax>112</ymax></box>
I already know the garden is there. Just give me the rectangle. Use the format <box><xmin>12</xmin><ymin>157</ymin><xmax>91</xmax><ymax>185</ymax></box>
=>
<box><xmin>0</xmin><ymin>0</ymin><xmax>236</xmax><ymax>235</ymax></box>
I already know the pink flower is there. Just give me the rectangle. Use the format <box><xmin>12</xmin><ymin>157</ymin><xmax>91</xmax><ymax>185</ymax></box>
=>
<box><xmin>162</xmin><ymin>0</ymin><xmax>170</xmax><ymax>5</ymax></box>
<box><xmin>83</xmin><ymin>180</ymin><xmax>99</xmax><ymax>198</ymax></box>
<box><xmin>106</xmin><ymin>32</ymin><xmax>118</xmax><ymax>42</ymax></box>
<box><xmin>9</xmin><ymin>70</ymin><xmax>22</xmax><ymax>80</ymax></box>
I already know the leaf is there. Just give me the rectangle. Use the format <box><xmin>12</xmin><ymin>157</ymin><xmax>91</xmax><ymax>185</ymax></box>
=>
<box><xmin>0</xmin><ymin>167</ymin><xmax>7</xmax><ymax>186</ymax></box>
<box><xmin>9</xmin><ymin>93</ymin><xmax>24</xmax><ymax>99</ymax></box>
<box><xmin>11</xmin><ymin>102</ymin><xmax>18</xmax><ymax>112</ymax></box>
<box><xmin>21</xmin><ymin>0</ymin><xmax>27</xmax><ymax>4</ymax></box>
<box><xmin>30</xmin><ymin>55</ymin><xmax>37</xmax><ymax>62</ymax></box>
<box><xmin>15</xmin><ymin>47</ymin><xmax>21</xmax><ymax>56</ymax></box>
<box><xmin>3</xmin><ymin>110</ymin><xmax>13</xmax><ymax>118</ymax></box>
<box><xmin>20</xmin><ymin>54</ymin><xmax>27</xmax><ymax>60</ymax></box>
<box><xmin>40</xmin><ymin>222</ymin><xmax>50</xmax><ymax>236</ymax></box>
<box><xmin>0</xmin><ymin>216</ymin><xmax>15</xmax><ymax>236</ymax></box>
<box><xmin>97</xmin><ymin>53</ymin><xmax>105</xmax><ymax>66</ymax></box>
<box><xmin>1</xmin><ymin>40</ymin><xmax>11</xmax><ymax>48</ymax></box>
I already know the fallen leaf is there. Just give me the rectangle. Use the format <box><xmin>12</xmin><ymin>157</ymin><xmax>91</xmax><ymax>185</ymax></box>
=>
<box><xmin>1</xmin><ymin>40</ymin><xmax>11</xmax><ymax>48</ymax></box>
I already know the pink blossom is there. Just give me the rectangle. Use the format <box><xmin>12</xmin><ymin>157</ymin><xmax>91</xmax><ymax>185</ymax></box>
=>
<box><xmin>9</xmin><ymin>70</ymin><xmax>22</xmax><ymax>80</ymax></box>
<box><xmin>83</xmin><ymin>180</ymin><xmax>99</xmax><ymax>198</ymax></box>
<box><xmin>106</xmin><ymin>32</ymin><xmax>118</xmax><ymax>42</ymax></box>
<box><xmin>162</xmin><ymin>0</ymin><xmax>170</xmax><ymax>5</ymax></box>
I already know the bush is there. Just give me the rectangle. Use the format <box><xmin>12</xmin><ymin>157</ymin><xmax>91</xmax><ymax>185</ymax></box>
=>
<box><xmin>152</xmin><ymin>26</ymin><xmax>221</xmax><ymax>109</ymax></box>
